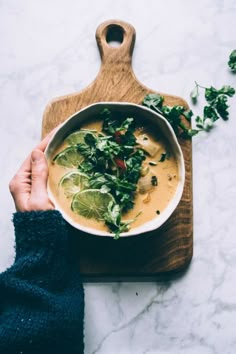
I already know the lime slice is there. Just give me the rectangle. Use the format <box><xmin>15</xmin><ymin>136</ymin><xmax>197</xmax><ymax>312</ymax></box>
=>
<box><xmin>53</xmin><ymin>146</ymin><xmax>83</xmax><ymax>168</ymax></box>
<box><xmin>59</xmin><ymin>171</ymin><xmax>89</xmax><ymax>198</ymax></box>
<box><xmin>65</xmin><ymin>130</ymin><xmax>96</xmax><ymax>146</ymax></box>
<box><xmin>71</xmin><ymin>189</ymin><xmax>115</xmax><ymax>220</ymax></box>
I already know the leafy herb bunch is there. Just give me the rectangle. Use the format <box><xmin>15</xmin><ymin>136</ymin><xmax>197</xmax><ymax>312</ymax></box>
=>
<box><xmin>142</xmin><ymin>94</ymin><xmax>195</xmax><ymax>138</ymax></box>
<box><xmin>76</xmin><ymin>108</ymin><xmax>145</xmax><ymax>239</ymax></box>
<box><xmin>143</xmin><ymin>83</ymin><xmax>235</xmax><ymax>138</ymax></box>
<box><xmin>143</xmin><ymin>51</ymin><xmax>235</xmax><ymax>138</ymax></box>
<box><xmin>190</xmin><ymin>83</ymin><xmax>235</xmax><ymax>131</ymax></box>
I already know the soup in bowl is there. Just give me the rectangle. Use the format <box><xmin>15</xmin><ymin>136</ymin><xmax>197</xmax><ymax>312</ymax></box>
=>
<box><xmin>45</xmin><ymin>102</ymin><xmax>185</xmax><ymax>238</ymax></box>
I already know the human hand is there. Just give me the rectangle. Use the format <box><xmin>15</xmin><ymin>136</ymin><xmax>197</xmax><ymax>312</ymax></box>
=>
<box><xmin>9</xmin><ymin>133</ymin><xmax>55</xmax><ymax>212</ymax></box>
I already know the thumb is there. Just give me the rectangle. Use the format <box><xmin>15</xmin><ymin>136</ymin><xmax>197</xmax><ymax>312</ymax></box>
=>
<box><xmin>30</xmin><ymin>149</ymin><xmax>50</xmax><ymax>208</ymax></box>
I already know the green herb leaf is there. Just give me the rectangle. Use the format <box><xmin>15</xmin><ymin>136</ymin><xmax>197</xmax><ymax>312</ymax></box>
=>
<box><xmin>84</xmin><ymin>132</ymin><xmax>97</xmax><ymax>146</ymax></box>
<box><xmin>205</xmin><ymin>86</ymin><xmax>219</xmax><ymax>103</ymax></box>
<box><xmin>182</xmin><ymin>109</ymin><xmax>194</xmax><ymax>121</ymax></box>
<box><xmin>205</xmin><ymin>85</ymin><xmax>235</xmax><ymax>103</ymax></box>
<box><xmin>181</xmin><ymin>129</ymin><xmax>200</xmax><ymax>138</ymax></box>
<box><xmin>101</xmin><ymin>108</ymin><xmax>118</xmax><ymax>135</ymax></box>
<box><xmin>215</xmin><ymin>95</ymin><xmax>230</xmax><ymax>120</ymax></box>
<box><xmin>142</xmin><ymin>93</ymin><xmax>164</xmax><ymax>113</ymax></box>
<box><xmin>104</xmin><ymin>202</ymin><xmax>121</xmax><ymax>227</ymax></box>
<box><xmin>118</xmin><ymin>117</ymin><xmax>135</xmax><ymax>132</ymax></box>
<box><xmin>228</xmin><ymin>50</ymin><xmax>236</xmax><ymax>72</ymax></box>
<box><xmin>203</xmin><ymin>106</ymin><xmax>219</xmax><ymax>122</ymax></box>
<box><xmin>218</xmin><ymin>85</ymin><xmax>235</xmax><ymax>97</ymax></box>
<box><xmin>162</xmin><ymin>105</ymin><xmax>186</xmax><ymax>132</ymax></box>
<box><xmin>100</xmin><ymin>185</ymin><xmax>111</xmax><ymax>194</ymax></box>
<box><xmin>125</xmin><ymin>149</ymin><xmax>146</xmax><ymax>184</ymax></box>
<box><xmin>103</xmin><ymin>202</ymin><xmax>134</xmax><ymax>239</ymax></box>
<box><xmin>78</xmin><ymin>160</ymin><xmax>95</xmax><ymax>172</ymax></box>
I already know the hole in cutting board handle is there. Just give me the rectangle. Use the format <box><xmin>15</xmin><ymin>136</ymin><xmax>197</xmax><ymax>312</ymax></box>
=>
<box><xmin>106</xmin><ymin>24</ymin><xmax>124</xmax><ymax>47</ymax></box>
<box><xmin>96</xmin><ymin>20</ymin><xmax>136</xmax><ymax>63</ymax></box>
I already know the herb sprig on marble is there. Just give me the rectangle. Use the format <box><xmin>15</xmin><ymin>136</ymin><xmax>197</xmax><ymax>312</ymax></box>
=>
<box><xmin>190</xmin><ymin>83</ymin><xmax>235</xmax><ymax>131</ymax></box>
<box><xmin>142</xmin><ymin>54</ymin><xmax>235</xmax><ymax>138</ymax></box>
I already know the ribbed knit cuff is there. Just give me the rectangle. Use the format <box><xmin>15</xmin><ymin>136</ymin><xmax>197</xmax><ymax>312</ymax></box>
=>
<box><xmin>13</xmin><ymin>210</ymin><xmax>68</xmax><ymax>259</ymax></box>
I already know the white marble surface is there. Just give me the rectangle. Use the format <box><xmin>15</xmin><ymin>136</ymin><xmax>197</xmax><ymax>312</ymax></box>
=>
<box><xmin>1</xmin><ymin>0</ymin><xmax>236</xmax><ymax>353</ymax></box>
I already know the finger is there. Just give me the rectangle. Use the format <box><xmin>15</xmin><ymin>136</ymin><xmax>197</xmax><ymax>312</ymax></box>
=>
<box><xmin>14</xmin><ymin>126</ymin><xmax>60</xmax><ymax>177</ymax></box>
<box><xmin>13</xmin><ymin>128</ymin><xmax>58</xmax><ymax>178</ymax></box>
<box><xmin>29</xmin><ymin>149</ymin><xmax>51</xmax><ymax>209</ymax></box>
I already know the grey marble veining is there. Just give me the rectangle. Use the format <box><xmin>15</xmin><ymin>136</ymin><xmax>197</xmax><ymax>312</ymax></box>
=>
<box><xmin>1</xmin><ymin>0</ymin><xmax>236</xmax><ymax>353</ymax></box>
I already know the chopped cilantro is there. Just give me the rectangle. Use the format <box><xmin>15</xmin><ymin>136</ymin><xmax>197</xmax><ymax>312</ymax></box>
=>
<box><xmin>159</xmin><ymin>152</ymin><xmax>171</xmax><ymax>162</ymax></box>
<box><xmin>151</xmin><ymin>175</ymin><xmax>158</xmax><ymax>186</ymax></box>
<box><xmin>75</xmin><ymin>109</ymin><xmax>146</xmax><ymax>238</ymax></box>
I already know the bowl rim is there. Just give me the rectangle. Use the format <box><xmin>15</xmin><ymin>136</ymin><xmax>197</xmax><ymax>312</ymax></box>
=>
<box><xmin>45</xmin><ymin>101</ymin><xmax>185</xmax><ymax>237</ymax></box>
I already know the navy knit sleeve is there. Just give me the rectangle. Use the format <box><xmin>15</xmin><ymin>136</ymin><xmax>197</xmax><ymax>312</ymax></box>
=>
<box><xmin>0</xmin><ymin>210</ymin><xmax>84</xmax><ymax>354</ymax></box>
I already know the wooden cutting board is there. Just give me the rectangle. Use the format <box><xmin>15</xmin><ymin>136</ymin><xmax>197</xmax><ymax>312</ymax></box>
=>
<box><xmin>42</xmin><ymin>20</ymin><xmax>193</xmax><ymax>281</ymax></box>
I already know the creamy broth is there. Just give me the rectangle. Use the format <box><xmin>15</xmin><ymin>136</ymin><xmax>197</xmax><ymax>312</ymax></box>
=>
<box><xmin>48</xmin><ymin>119</ymin><xmax>179</xmax><ymax>233</ymax></box>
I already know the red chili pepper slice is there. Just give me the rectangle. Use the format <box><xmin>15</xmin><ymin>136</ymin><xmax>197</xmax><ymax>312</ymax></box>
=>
<box><xmin>114</xmin><ymin>131</ymin><xmax>122</xmax><ymax>144</ymax></box>
<box><xmin>114</xmin><ymin>157</ymin><xmax>126</xmax><ymax>171</ymax></box>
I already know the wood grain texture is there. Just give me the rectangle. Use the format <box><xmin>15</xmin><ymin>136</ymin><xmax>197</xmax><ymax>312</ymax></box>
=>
<box><xmin>42</xmin><ymin>20</ymin><xmax>193</xmax><ymax>280</ymax></box>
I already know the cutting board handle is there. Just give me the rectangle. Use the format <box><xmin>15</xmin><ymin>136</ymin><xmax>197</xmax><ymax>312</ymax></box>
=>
<box><xmin>96</xmin><ymin>20</ymin><xmax>136</xmax><ymax>64</ymax></box>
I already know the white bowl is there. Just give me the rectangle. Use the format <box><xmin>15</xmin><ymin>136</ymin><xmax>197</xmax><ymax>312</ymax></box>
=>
<box><xmin>45</xmin><ymin>102</ymin><xmax>185</xmax><ymax>237</ymax></box>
